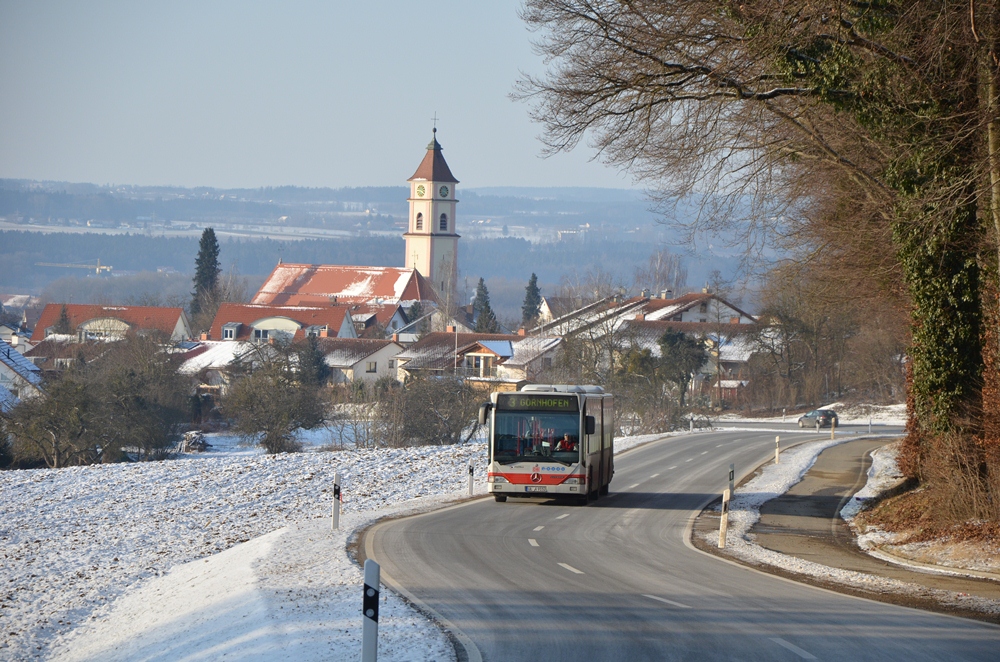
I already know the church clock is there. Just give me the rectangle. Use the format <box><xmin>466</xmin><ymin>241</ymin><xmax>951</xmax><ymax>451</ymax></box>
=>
<box><xmin>439</xmin><ymin>185</ymin><xmax>449</xmax><ymax>198</ymax></box>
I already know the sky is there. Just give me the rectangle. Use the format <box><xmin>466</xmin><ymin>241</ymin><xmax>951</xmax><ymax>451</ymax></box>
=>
<box><xmin>0</xmin><ymin>1</ymin><xmax>634</xmax><ymax>190</ymax></box>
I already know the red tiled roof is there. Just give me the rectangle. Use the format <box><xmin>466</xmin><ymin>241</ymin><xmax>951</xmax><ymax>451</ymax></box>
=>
<box><xmin>31</xmin><ymin>304</ymin><xmax>186</xmax><ymax>341</ymax></box>
<box><xmin>251</xmin><ymin>264</ymin><xmax>437</xmax><ymax>307</ymax></box>
<box><xmin>208</xmin><ymin>303</ymin><xmax>353</xmax><ymax>340</ymax></box>
<box><xmin>408</xmin><ymin>134</ymin><xmax>458</xmax><ymax>183</ymax></box>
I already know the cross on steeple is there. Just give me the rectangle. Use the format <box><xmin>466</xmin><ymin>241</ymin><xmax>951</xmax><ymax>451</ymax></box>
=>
<box><xmin>431</xmin><ymin>112</ymin><xmax>439</xmax><ymax>131</ymax></box>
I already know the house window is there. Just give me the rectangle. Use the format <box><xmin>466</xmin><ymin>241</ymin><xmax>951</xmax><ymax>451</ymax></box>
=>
<box><xmin>415</xmin><ymin>212</ymin><xmax>423</xmax><ymax>231</ymax></box>
<box><xmin>223</xmin><ymin>327</ymin><xmax>235</xmax><ymax>340</ymax></box>
<box><xmin>699</xmin><ymin>302</ymin><xmax>708</xmax><ymax>313</ymax></box>
<box><xmin>253</xmin><ymin>328</ymin><xmax>269</xmax><ymax>341</ymax></box>
<box><xmin>366</xmin><ymin>361</ymin><xmax>377</xmax><ymax>373</ymax></box>
<box><xmin>388</xmin><ymin>359</ymin><xmax>395</xmax><ymax>369</ymax></box>
<box><xmin>439</xmin><ymin>213</ymin><xmax>447</xmax><ymax>231</ymax></box>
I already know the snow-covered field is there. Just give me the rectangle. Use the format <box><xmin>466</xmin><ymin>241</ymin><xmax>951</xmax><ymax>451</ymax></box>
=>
<box><xmin>705</xmin><ymin>435</ymin><xmax>1000</xmax><ymax>616</ymax></box>
<box><xmin>1</xmin><ymin>429</ymin><xmax>669</xmax><ymax>661</ymax></box>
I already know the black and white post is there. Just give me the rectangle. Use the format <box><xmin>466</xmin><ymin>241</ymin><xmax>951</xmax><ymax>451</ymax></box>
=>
<box><xmin>775</xmin><ymin>436</ymin><xmax>780</xmax><ymax>465</ymax></box>
<box><xmin>718</xmin><ymin>488</ymin><xmax>730</xmax><ymax>548</ymax></box>
<box><xmin>362</xmin><ymin>559</ymin><xmax>379</xmax><ymax>662</ymax></box>
<box><xmin>332</xmin><ymin>472</ymin><xmax>341</xmax><ymax>530</ymax></box>
<box><xmin>728</xmin><ymin>463</ymin><xmax>735</xmax><ymax>495</ymax></box>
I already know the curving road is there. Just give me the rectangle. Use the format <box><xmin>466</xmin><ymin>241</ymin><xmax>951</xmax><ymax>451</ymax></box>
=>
<box><xmin>364</xmin><ymin>426</ymin><xmax>1000</xmax><ymax>661</ymax></box>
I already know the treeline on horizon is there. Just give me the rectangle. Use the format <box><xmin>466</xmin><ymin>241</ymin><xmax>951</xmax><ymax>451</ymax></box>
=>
<box><xmin>0</xmin><ymin>230</ymin><xmax>664</xmax><ymax>294</ymax></box>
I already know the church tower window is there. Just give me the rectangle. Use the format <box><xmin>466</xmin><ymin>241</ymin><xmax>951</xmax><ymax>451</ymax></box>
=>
<box><xmin>439</xmin><ymin>213</ymin><xmax>448</xmax><ymax>232</ymax></box>
<box><xmin>415</xmin><ymin>212</ymin><xmax>423</xmax><ymax>231</ymax></box>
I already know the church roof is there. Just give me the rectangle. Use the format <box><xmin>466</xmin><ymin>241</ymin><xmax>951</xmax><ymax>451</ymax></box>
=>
<box><xmin>408</xmin><ymin>131</ymin><xmax>459</xmax><ymax>183</ymax></box>
<box><xmin>251</xmin><ymin>264</ymin><xmax>437</xmax><ymax>307</ymax></box>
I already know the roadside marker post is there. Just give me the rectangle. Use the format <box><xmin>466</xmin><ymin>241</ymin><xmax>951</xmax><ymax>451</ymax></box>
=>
<box><xmin>728</xmin><ymin>463</ymin><xmax>735</xmax><ymax>495</ymax></box>
<box><xmin>332</xmin><ymin>472</ymin><xmax>341</xmax><ymax>531</ymax></box>
<box><xmin>718</xmin><ymin>488</ymin><xmax>730</xmax><ymax>548</ymax></box>
<box><xmin>468</xmin><ymin>463</ymin><xmax>474</xmax><ymax>496</ymax></box>
<box><xmin>869</xmin><ymin>417</ymin><xmax>872</xmax><ymax>434</ymax></box>
<box><xmin>689</xmin><ymin>416</ymin><xmax>694</xmax><ymax>433</ymax></box>
<box><xmin>775</xmin><ymin>436</ymin><xmax>780</xmax><ymax>464</ymax></box>
<box><xmin>831</xmin><ymin>419</ymin><xmax>836</xmax><ymax>440</ymax></box>
<box><xmin>362</xmin><ymin>559</ymin><xmax>380</xmax><ymax>662</ymax></box>
<box><xmin>782</xmin><ymin>408</ymin><xmax>786</xmax><ymax>423</ymax></box>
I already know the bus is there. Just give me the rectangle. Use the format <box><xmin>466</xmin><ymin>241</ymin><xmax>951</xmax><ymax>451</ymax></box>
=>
<box><xmin>478</xmin><ymin>384</ymin><xmax>614</xmax><ymax>505</ymax></box>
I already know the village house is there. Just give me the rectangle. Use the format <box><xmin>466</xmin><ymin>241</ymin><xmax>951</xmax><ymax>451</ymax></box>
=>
<box><xmin>30</xmin><ymin>304</ymin><xmax>192</xmax><ymax>343</ymax></box>
<box><xmin>206</xmin><ymin>303</ymin><xmax>357</xmax><ymax>343</ymax></box>
<box><xmin>315</xmin><ymin>338</ymin><xmax>404</xmax><ymax>385</ymax></box>
<box><xmin>0</xmin><ymin>342</ymin><xmax>43</xmax><ymax>402</ymax></box>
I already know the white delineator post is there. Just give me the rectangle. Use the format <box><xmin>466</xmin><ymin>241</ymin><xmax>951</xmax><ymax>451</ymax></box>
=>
<box><xmin>729</xmin><ymin>463</ymin><xmax>735</xmax><ymax>495</ymax></box>
<box><xmin>718</xmin><ymin>488</ymin><xmax>730</xmax><ymax>548</ymax></box>
<box><xmin>332</xmin><ymin>472</ymin><xmax>341</xmax><ymax>530</ymax></box>
<box><xmin>782</xmin><ymin>408</ymin><xmax>786</xmax><ymax>423</ymax></box>
<box><xmin>689</xmin><ymin>416</ymin><xmax>694</xmax><ymax>433</ymax></box>
<box><xmin>831</xmin><ymin>418</ymin><xmax>836</xmax><ymax>440</ymax></box>
<box><xmin>775</xmin><ymin>436</ymin><xmax>780</xmax><ymax>465</ymax></box>
<box><xmin>362</xmin><ymin>559</ymin><xmax>380</xmax><ymax>662</ymax></box>
<box><xmin>468</xmin><ymin>462</ymin><xmax>474</xmax><ymax>496</ymax></box>
<box><xmin>869</xmin><ymin>417</ymin><xmax>872</xmax><ymax>434</ymax></box>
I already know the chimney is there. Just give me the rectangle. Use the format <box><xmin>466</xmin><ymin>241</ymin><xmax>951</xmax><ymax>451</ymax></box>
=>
<box><xmin>635</xmin><ymin>313</ymin><xmax>645</xmax><ymax>321</ymax></box>
<box><xmin>319</xmin><ymin>328</ymin><xmax>329</xmax><ymax>338</ymax></box>
<box><xmin>392</xmin><ymin>333</ymin><xmax>399</xmax><ymax>342</ymax></box>
<box><xmin>518</xmin><ymin>328</ymin><xmax>526</xmax><ymax>336</ymax></box>
<box><xmin>200</xmin><ymin>332</ymin><xmax>210</xmax><ymax>341</ymax></box>
<box><xmin>446</xmin><ymin>325</ymin><xmax>456</xmax><ymax>333</ymax></box>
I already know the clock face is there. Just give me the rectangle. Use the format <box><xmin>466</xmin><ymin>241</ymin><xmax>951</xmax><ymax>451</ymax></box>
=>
<box><xmin>416</xmin><ymin>184</ymin><xmax>426</xmax><ymax>197</ymax></box>
<box><xmin>439</xmin><ymin>186</ymin><xmax>449</xmax><ymax>198</ymax></box>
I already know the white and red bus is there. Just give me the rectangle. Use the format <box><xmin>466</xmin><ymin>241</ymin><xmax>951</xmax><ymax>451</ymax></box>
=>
<box><xmin>479</xmin><ymin>384</ymin><xmax>614</xmax><ymax>505</ymax></box>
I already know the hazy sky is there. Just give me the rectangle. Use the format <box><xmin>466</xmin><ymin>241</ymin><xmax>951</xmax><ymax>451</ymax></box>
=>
<box><xmin>0</xmin><ymin>1</ymin><xmax>634</xmax><ymax>190</ymax></box>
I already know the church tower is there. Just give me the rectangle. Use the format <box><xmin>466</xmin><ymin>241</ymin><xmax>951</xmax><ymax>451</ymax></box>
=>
<box><xmin>404</xmin><ymin>128</ymin><xmax>459</xmax><ymax>296</ymax></box>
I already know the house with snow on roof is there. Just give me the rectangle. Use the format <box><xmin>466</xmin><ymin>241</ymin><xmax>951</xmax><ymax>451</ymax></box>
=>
<box><xmin>207</xmin><ymin>303</ymin><xmax>357</xmax><ymax>343</ymax></box>
<box><xmin>31</xmin><ymin>304</ymin><xmax>192</xmax><ymax>343</ymax></box>
<box><xmin>316</xmin><ymin>338</ymin><xmax>404</xmax><ymax>385</ymax></box>
<box><xmin>0</xmin><ymin>342</ymin><xmax>43</xmax><ymax>401</ymax></box>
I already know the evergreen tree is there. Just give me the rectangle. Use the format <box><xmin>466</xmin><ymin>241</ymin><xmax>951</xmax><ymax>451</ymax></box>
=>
<box><xmin>473</xmin><ymin>278</ymin><xmax>499</xmax><ymax>333</ymax></box>
<box><xmin>54</xmin><ymin>304</ymin><xmax>72</xmax><ymax>335</ymax></box>
<box><xmin>191</xmin><ymin>228</ymin><xmax>221</xmax><ymax>315</ymax></box>
<box><xmin>521</xmin><ymin>273</ymin><xmax>542</xmax><ymax>328</ymax></box>
<box><xmin>658</xmin><ymin>330</ymin><xmax>708</xmax><ymax>407</ymax></box>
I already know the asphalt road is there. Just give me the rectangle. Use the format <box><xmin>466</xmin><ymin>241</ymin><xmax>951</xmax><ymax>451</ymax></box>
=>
<box><xmin>364</xmin><ymin>426</ymin><xmax>1000</xmax><ymax>661</ymax></box>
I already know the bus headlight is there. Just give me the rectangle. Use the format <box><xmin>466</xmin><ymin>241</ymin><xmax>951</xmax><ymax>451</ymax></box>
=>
<box><xmin>489</xmin><ymin>476</ymin><xmax>508</xmax><ymax>483</ymax></box>
<box><xmin>563</xmin><ymin>478</ymin><xmax>579</xmax><ymax>485</ymax></box>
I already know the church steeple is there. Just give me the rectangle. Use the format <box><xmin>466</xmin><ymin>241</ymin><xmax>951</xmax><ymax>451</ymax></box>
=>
<box><xmin>404</xmin><ymin>128</ymin><xmax>460</xmax><ymax>297</ymax></box>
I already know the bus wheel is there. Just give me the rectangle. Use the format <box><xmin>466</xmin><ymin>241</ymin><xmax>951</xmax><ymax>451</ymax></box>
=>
<box><xmin>494</xmin><ymin>495</ymin><xmax>507</xmax><ymax>502</ymax></box>
<box><xmin>600</xmin><ymin>484</ymin><xmax>609</xmax><ymax>496</ymax></box>
<box><xmin>577</xmin><ymin>494</ymin><xmax>590</xmax><ymax>506</ymax></box>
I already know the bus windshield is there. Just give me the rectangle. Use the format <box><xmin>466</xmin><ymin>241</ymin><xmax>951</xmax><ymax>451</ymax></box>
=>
<box><xmin>493</xmin><ymin>410</ymin><xmax>580</xmax><ymax>465</ymax></box>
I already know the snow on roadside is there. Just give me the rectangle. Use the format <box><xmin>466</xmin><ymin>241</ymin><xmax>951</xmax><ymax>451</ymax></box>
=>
<box><xmin>718</xmin><ymin>402</ymin><xmax>906</xmax><ymax>426</ymax></box>
<box><xmin>705</xmin><ymin>437</ymin><xmax>1000</xmax><ymax>615</ymax></box>
<box><xmin>3</xmin><ymin>430</ymin><xmax>677</xmax><ymax>661</ymax></box>
<box><xmin>839</xmin><ymin>440</ymin><xmax>905</xmax><ymax>524</ymax></box>
<box><xmin>0</xmin><ymin>442</ymin><xmax>488</xmax><ymax>661</ymax></box>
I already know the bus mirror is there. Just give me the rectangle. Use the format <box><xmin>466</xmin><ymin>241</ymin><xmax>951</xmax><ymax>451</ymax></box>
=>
<box><xmin>585</xmin><ymin>415</ymin><xmax>596</xmax><ymax>435</ymax></box>
<box><xmin>478</xmin><ymin>403</ymin><xmax>491</xmax><ymax>426</ymax></box>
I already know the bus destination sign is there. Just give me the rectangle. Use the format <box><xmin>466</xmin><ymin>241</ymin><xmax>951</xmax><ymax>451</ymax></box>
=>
<box><xmin>498</xmin><ymin>393</ymin><xmax>579</xmax><ymax>412</ymax></box>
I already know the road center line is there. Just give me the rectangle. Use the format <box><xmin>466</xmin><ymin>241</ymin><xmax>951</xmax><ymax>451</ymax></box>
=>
<box><xmin>649</xmin><ymin>473</ymin><xmax>659</xmax><ymax>478</ymax></box>
<box><xmin>556</xmin><ymin>514</ymin><xmax>570</xmax><ymax>520</ymax></box>
<box><xmin>558</xmin><ymin>563</ymin><xmax>584</xmax><ymax>574</ymax></box>
<box><xmin>770</xmin><ymin>638</ymin><xmax>817</xmax><ymax>660</ymax></box>
<box><xmin>628</xmin><ymin>483</ymin><xmax>641</xmax><ymax>488</ymax></box>
<box><xmin>668</xmin><ymin>465</ymin><xmax>677</xmax><ymax>470</ymax></box>
<box><xmin>533</xmin><ymin>526</ymin><xmax>544</xmax><ymax>531</ymax></box>
<box><xmin>528</xmin><ymin>539</ymin><xmax>539</xmax><ymax>547</ymax></box>
<box><xmin>700</xmin><ymin>451</ymin><xmax>708</xmax><ymax>455</ymax></box>
<box><xmin>685</xmin><ymin>458</ymin><xmax>693</xmax><ymax>463</ymax></box>
<box><xmin>642</xmin><ymin>594</ymin><xmax>692</xmax><ymax>609</ymax></box>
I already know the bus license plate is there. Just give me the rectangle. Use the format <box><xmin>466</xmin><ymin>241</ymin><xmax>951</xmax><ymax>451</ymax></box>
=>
<box><xmin>526</xmin><ymin>486</ymin><xmax>547</xmax><ymax>493</ymax></box>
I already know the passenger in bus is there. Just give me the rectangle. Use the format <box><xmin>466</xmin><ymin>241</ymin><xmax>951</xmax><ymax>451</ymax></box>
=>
<box><xmin>556</xmin><ymin>434</ymin><xmax>577</xmax><ymax>452</ymax></box>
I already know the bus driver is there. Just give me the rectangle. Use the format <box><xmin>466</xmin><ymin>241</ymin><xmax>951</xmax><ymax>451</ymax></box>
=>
<box><xmin>556</xmin><ymin>434</ymin><xmax>577</xmax><ymax>452</ymax></box>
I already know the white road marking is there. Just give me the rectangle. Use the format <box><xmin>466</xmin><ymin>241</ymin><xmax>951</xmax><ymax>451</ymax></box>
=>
<box><xmin>533</xmin><ymin>526</ymin><xmax>544</xmax><ymax>531</ymax></box>
<box><xmin>642</xmin><ymin>594</ymin><xmax>692</xmax><ymax>609</ymax></box>
<box><xmin>558</xmin><ymin>563</ymin><xmax>584</xmax><ymax>574</ymax></box>
<box><xmin>650</xmin><ymin>473</ymin><xmax>660</xmax><ymax>478</ymax></box>
<box><xmin>685</xmin><ymin>458</ymin><xmax>693</xmax><ymax>463</ymax></box>
<box><xmin>770</xmin><ymin>638</ymin><xmax>817</xmax><ymax>660</ymax></box>
<box><xmin>556</xmin><ymin>514</ymin><xmax>570</xmax><ymax>520</ymax></box>
<box><xmin>528</xmin><ymin>539</ymin><xmax>539</xmax><ymax>547</ymax></box>
<box><xmin>668</xmin><ymin>466</ymin><xmax>677</xmax><ymax>470</ymax></box>
<box><xmin>700</xmin><ymin>451</ymin><xmax>708</xmax><ymax>455</ymax></box>
<box><xmin>629</xmin><ymin>483</ymin><xmax>640</xmax><ymax>489</ymax></box>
